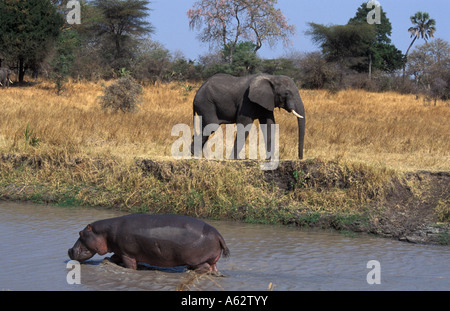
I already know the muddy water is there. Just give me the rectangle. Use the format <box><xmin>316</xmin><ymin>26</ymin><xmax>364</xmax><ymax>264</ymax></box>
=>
<box><xmin>0</xmin><ymin>201</ymin><xmax>448</xmax><ymax>291</ymax></box>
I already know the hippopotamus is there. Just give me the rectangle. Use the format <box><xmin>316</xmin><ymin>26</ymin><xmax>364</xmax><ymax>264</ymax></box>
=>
<box><xmin>68</xmin><ymin>214</ymin><xmax>230</xmax><ymax>273</ymax></box>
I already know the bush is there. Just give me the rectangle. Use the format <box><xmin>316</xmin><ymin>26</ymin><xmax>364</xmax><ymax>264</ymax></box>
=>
<box><xmin>297</xmin><ymin>52</ymin><xmax>338</xmax><ymax>89</ymax></box>
<box><xmin>99</xmin><ymin>76</ymin><xmax>143</xmax><ymax>113</ymax></box>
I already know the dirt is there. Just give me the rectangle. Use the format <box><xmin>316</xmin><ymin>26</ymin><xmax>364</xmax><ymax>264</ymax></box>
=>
<box><xmin>262</xmin><ymin>161</ymin><xmax>449</xmax><ymax>245</ymax></box>
<box><xmin>375</xmin><ymin>171</ymin><xmax>450</xmax><ymax>244</ymax></box>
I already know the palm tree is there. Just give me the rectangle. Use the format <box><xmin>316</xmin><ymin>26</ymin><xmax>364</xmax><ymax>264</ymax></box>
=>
<box><xmin>403</xmin><ymin>11</ymin><xmax>436</xmax><ymax>76</ymax></box>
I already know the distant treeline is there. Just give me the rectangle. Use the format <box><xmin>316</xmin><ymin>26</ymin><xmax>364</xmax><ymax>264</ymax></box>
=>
<box><xmin>0</xmin><ymin>1</ymin><xmax>448</xmax><ymax>101</ymax></box>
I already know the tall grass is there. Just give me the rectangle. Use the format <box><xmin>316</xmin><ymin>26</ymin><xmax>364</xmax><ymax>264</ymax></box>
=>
<box><xmin>0</xmin><ymin>80</ymin><xmax>448</xmax><ymax>171</ymax></box>
<box><xmin>1</xmin><ymin>81</ymin><xmax>448</xmax><ymax>234</ymax></box>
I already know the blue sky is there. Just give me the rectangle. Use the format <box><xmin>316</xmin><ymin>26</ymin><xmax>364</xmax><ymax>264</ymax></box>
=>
<box><xmin>148</xmin><ymin>0</ymin><xmax>450</xmax><ymax>61</ymax></box>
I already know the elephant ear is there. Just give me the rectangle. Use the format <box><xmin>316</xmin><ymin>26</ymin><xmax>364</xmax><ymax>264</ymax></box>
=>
<box><xmin>248</xmin><ymin>76</ymin><xmax>275</xmax><ymax>111</ymax></box>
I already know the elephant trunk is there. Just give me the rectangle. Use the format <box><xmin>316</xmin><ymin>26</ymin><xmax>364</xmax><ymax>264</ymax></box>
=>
<box><xmin>297</xmin><ymin>114</ymin><xmax>305</xmax><ymax>159</ymax></box>
<box><xmin>288</xmin><ymin>95</ymin><xmax>305</xmax><ymax>159</ymax></box>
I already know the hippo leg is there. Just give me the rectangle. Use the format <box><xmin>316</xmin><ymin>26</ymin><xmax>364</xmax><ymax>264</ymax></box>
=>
<box><xmin>190</xmin><ymin>262</ymin><xmax>213</xmax><ymax>273</ymax></box>
<box><xmin>209</xmin><ymin>263</ymin><xmax>218</xmax><ymax>272</ymax></box>
<box><xmin>190</xmin><ymin>263</ymin><xmax>224</xmax><ymax>277</ymax></box>
<box><xmin>121</xmin><ymin>255</ymin><xmax>137</xmax><ymax>270</ymax></box>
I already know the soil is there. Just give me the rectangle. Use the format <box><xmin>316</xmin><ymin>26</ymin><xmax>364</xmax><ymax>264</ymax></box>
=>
<box><xmin>376</xmin><ymin>171</ymin><xmax>449</xmax><ymax>244</ymax></box>
<box><xmin>262</xmin><ymin>161</ymin><xmax>449</xmax><ymax>245</ymax></box>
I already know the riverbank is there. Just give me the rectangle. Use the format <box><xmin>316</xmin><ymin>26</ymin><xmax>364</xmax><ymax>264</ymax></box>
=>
<box><xmin>0</xmin><ymin>81</ymin><xmax>448</xmax><ymax>244</ymax></box>
<box><xmin>0</xmin><ymin>153</ymin><xmax>448</xmax><ymax>245</ymax></box>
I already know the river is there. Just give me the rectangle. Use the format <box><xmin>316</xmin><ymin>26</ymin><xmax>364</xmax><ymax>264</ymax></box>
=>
<box><xmin>0</xmin><ymin>201</ymin><xmax>448</xmax><ymax>291</ymax></box>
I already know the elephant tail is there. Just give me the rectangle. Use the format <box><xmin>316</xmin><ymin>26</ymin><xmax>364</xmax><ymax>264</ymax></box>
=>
<box><xmin>193</xmin><ymin>105</ymin><xmax>202</xmax><ymax>132</ymax></box>
<box><xmin>193</xmin><ymin>103</ymin><xmax>199</xmax><ymax>117</ymax></box>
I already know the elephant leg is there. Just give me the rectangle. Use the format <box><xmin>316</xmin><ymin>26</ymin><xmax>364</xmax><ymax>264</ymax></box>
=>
<box><xmin>231</xmin><ymin>116</ymin><xmax>253</xmax><ymax>160</ymax></box>
<box><xmin>258</xmin><ymin>116</ymin><xmax>275</xmax><ymax>160</ymax></box>
<box><xmin>191</xmin><ymin>121</ymin><xmax>221</xmax><ymax>158</ymax></box>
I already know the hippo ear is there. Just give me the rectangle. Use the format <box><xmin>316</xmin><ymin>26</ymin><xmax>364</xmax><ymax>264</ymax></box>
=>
<box><xmin>80</xmin><ymin>224</ymin><xmax>92</xmax><ymax>236</ymax></box>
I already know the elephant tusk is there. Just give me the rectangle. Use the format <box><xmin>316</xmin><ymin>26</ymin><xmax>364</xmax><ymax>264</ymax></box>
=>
<box><xmin>9</xmin><ymin>79</ymin><xmax>13</xmax><ymax>84</ymax></box>
<box><xmin>292</xmin><ymin>111</ymin><xmax>304</xmax><ymax>119</ymax></box>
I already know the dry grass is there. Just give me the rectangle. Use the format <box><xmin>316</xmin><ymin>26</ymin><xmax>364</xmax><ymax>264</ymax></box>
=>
<box><xmin>1</xmin><ymin>81</ymin><xmax>449</xmax><ymax>236</ymax></box>
<box><xmin>296</xmin><ymin>90</ymin><xmax>450</xmax><ymax>172</ymax></box>
<box><xmin>0</xmin><ymin>80</ymin><xmax>449</xmax><ymax>172</ymax></box>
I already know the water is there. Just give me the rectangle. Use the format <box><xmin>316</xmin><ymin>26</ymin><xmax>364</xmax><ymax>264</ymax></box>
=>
<box><xmin>0</xmin><ymin>201</ymin><xmax>448</xmax><ymax>291</ymax></box>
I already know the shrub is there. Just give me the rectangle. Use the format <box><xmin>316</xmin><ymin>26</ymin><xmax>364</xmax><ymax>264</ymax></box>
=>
<box><xmin>435</xmin><ymin>200</ymin><xmax>450</xmax><ymax>223</ymax></box>
<box><xmin>99</xmin><ymin>76</ymin><xmax>143</xmax><ymax>113</ymax></box>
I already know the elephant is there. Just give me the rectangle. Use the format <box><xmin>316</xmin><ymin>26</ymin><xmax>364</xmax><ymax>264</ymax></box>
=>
<box><xmin>0</xmin><ymin>68</ymin><xmax>13</xmax><ymax>88</ymax></box>
<box><xmin>190</xmin><ymin>73</ymin><xmax>305</xmax><ymax>159</ymax></box>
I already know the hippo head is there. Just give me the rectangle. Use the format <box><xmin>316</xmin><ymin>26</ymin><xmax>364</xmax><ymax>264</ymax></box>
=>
<box><xmin>68</xmin><ymin>224</ymin><xmax>108</xmax><ymax>262</ymax></box>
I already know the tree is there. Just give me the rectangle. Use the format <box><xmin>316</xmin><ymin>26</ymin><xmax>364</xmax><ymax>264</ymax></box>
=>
<box><xmin>348</xmin><ymin>2</ymin><xmax>404</xmax><ymax>74</ymax></box>
<box><xmin>91</xmin><ymin>0</ymin><xmax>153</xmax><ymax>69</ymax></box>
<box><xmin>259</xmin><ymin>57</ymin><xmax>298</xmax><ymax>78</ymax></box>
<box><xmin>188</xmin><ymin>0</ymin><xmax>295</xmax><ymax>64</ymax></box>
<box><xmin>201</xmin><ymin>41</ymin><xmax>261</xmax><ymax>77</ymax></box>
<box><xmin>49</xmin><ymin>29</ymin><xmax>80</xmax><ymax>95</ymax></box>
<box><xmin>132</xmin><ymin>39</ymin><xmax>172</xmax><ymax>82</ymax></box>
<box><xmin>307</xmin><ymin>23</ymin><xmax>376</xmax><ymax>64</ymax></box>
<box><xmin>404</xmin><ymin>11</ymin><xmax>436</xmax><ymax>76</ymax></box>
<box><xmin>306</xmin><ymin>22</ymin><xmax>376</xmax><ymax>84</ymax></box>
<box><xmin>348</xmin><ymin>2</ymin><xmax>392</xmax><ymax>44</ymax></box>
<box><xmin>407</xmin><ymin>38</ymin><xmax>450</xmax><ymax>102</ymax></box>
<box><xmin>0</xmin><ymin>0</ymin><xmax>64</xmax><ymax>81</ymax></box>
<box><xmin>222</xmin><ymin>41</ymin><xmax>261</xmax><ymax>75</ymax></box>
<box><xmin>170</xmin><ymin>56</ymin><xmax>202</xmax><ymax>81</ymax></box>
<box><xmin>296</xmin><ymin>52</ymin><xmax>337</xmax><ymax>89</ymax></box>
